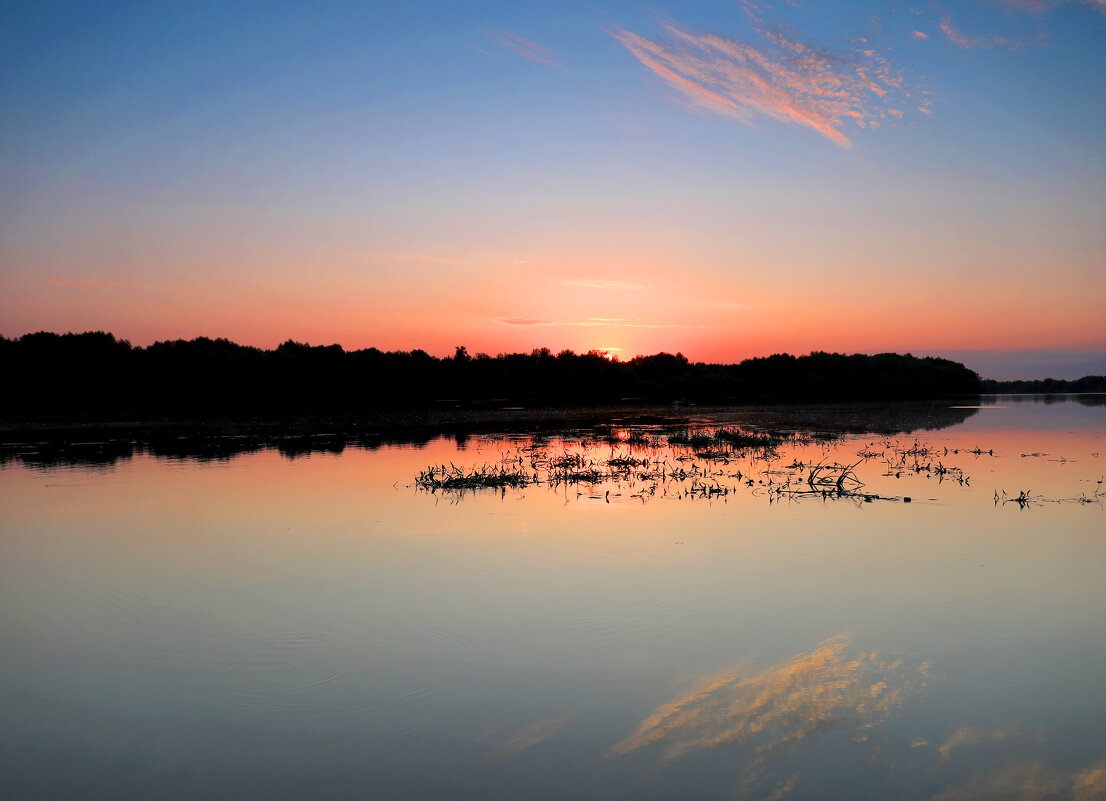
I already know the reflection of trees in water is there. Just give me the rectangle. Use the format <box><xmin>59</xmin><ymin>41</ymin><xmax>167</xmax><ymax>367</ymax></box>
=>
<box><xmin>0</xmin><ymin>401</ymin><xmax>979</xmax><ymax>468</ymax></box>
<box><xmin>0</xmin><ymin>429</ymin><xmax>432</xmax><ymax>469</ymax></box>
<box><xmin>702</xmin><ymin>401</ymin><xmax>980</xmax><ymax>436</ymax></box>
<box><xmin>980</xmin><ymin>393</ymin><xmax>1106</xmax><ymax>408</ymax></box>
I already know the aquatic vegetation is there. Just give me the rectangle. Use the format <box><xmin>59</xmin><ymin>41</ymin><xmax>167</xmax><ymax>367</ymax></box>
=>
<box><xmin>414</xmin><ymin>429</ymin><xmax>940</xmax><ymax>504</ymax></box>
<box><xmin>415</xmin><ymin>463</ymin><xmax>535</xmax><ymax>492</ymax></box>
<box><xmin>412</xmin><ymin>422</ymin><xmax>1105</xmax><ymax>511</ymax></box>
<box><xmin>995</xmin><ymin>486</ymin><xmax>1105</xmax><ymax>508</ymax></box>
<box><xmin>667</xmin><ymin>427</ymin><xmax>785</xmax><ymax>449</ymax></box>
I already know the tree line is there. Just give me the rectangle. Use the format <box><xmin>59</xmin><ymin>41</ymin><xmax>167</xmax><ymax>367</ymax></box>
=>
<box><xmin>981</xmin><ymin>376</ymin><xmax>1106</xmax><ymax>394</ymax></box>
<box><xmin>1</xmin><ymin>331</ymin><xmax>985</xmax><ymax>418</ymax></box>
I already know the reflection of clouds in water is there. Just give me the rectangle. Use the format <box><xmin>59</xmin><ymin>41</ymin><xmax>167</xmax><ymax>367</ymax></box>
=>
<box><xmin>938</xmin><ymin>725</ymin><xmax>1021</xmax><ymax>760</ymax></box>
<box><xmin>487</xmin><ymin>716</ymin><xmax>573</xmax><ymax>759</ymax></box>
<box><xmin>610</xmin><ymin>634</ymin><xmax>932</xmax><ymax>763</ymax></box>
<box><xmin>1078</xmin><ymin>765</ymin><xmax>1106</xmax><ymax>801</ymax></box>
<box><xmin>927</xmin><ymin>759</ymin><xmax>1106</xmax><ymax>801</ymax></box>
<box><xmin>605</xmin><ymin>632</ymin><xmax>1103</xmax><ymax>800</ymax></box>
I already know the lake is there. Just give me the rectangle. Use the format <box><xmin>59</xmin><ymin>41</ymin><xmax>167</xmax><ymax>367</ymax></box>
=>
<box><xmin>2</xmin><ymin>396</ymin><xmax>1104</xmax><ymax>800</ymax></box>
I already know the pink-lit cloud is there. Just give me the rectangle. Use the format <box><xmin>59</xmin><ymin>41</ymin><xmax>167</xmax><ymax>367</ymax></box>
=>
<box><xmin>997</xmin><ymin>0</ymin><xmax>1106</xmax><ymax>12</ymax></box>
<box><xmin>499</xmin><ymin>318</ymin><xmax>552</xmax><ymax>326</ymax></box>
<box><xmin>938</xmin><ymin>12</ymin><xmax>1048</xmax><ymax>48</ymax></box>
<box><xmin>488</xmin><ymin>31</ymin><xmax>564</xmax><ymax>69</ymax></box>
<box><xmin>48</xmin><ymin>277</ymin><xmax>151</xmax><ymax>290</ymax></box>
<box><xmin>939</xmin><ymin>15</ymin><xmax>992</xmax><ymax>48</ymax></box>
<box><xmin>564</xmin><ymin>279</ymin><xmax>647</xmax><ymax>290</ymax></box>
<box><xmin>912</xmin><ymin>30</ymin><xmax>930</xmax><ymax>40</ymax></box>
<box><xmin>496</xmin><ymin>317</ymin><xmax>707</xmax><ymax>329</ymax></box>
<box><xmin>374</xmin><ymin>252</ymin><xmax>471</xmax><ymax>267</ymax></box>
<box><xmin>610</xmin><ymin>12</ymin><xmax>916</xmax><ymax>147</ymax></box>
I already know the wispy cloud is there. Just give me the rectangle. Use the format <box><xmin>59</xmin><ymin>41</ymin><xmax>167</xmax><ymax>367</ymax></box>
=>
<box><xmin>912</xmin><ymin>30</ymin><xmax>930</xmax><ymax>40</ymax></box>
<box><xmin>565</xmin><ymin>279</ymin><xmax>647</xmax><ymax>290</ymax></box>
<box><xmin>936</xmin><ymin>0</ymin><xmax>1099</xmax><ymax>49</ymax></box>
<box><xmin>938</xmin><ymin>12</ymin><xmax>1047</xmax><ymax>48</ymax></box>
<box><xmin>496</xmin><ymin>317</ymin><xmax>707</xmax><ymax>329</ymax></box>
<box><xmin>499</xmin><ymin>318</ymin><xmax>552</xmax><ymax>326</ymax></box>
<box><xmin>996</xmin><ymin>0</ymin><xmax>1052</xmax><ymax>9</ymax></box>
<box><xmin>938</xmin><ymin>15</ymin><xmax>990</xmax><ymax>48</ymax></box>
<box><xmin>375</xmin><ymin>252</ymin><xmax>471</xmax><ymax>267</ymax></box>
<box><xmin>610</xmin><ymin>10</ymin><xmax>917</xmax><ymax>147</ymax></box>
<box><xmin>997</xmin><ymin>0</ymin><xmax>1106</xmax><ymax>12</ymax></box>
<box><xmin>488</xmin><ymin>31</ymin><xmax>564</xmax><ymax>69</ymax></box>
<box><xmin>48</xmin><ymin>277</ymin><xmax>151</xmax><ymax>290</ymax></box>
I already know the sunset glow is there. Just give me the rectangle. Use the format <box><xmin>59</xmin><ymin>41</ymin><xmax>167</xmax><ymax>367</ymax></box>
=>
<box><xmin>1</xmin><ymin>1</ymin><xmax>1103</xmax><ymax>378</ymax></box>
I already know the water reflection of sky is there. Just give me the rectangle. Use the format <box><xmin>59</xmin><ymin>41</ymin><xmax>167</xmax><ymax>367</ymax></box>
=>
<box><xmin>0</xmin><ymin>398</ymin><xmax>1103</xmax><ymax>800</ymax></box>
<box><xmin>955</xmin><ymin>394</ymin><xmax>1106</xmax><ymax>434</ymax></box>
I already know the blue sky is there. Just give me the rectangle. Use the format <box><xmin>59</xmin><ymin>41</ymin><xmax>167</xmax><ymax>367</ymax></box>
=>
<box><xmin>1</xmin><ymin>0</ymin><xmax>1103</xmax><ymax>378</ymax></box>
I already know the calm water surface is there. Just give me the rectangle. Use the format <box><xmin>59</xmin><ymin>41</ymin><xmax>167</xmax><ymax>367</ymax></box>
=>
<box><xmin>2</xmin><ymin>397</ymin><xmax>1104</xmax><ymax>800</ymax></box>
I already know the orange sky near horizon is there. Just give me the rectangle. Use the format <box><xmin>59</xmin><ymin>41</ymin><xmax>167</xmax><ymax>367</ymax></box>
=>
<box><xmin>4</xmin><ymin>231</ymin><xmax>1103</xmax><ymax>364</ymax></box>
<box><xmin>1</xmin><ymin>1</ymin><xmax>1104</xmax><ymax>378</ymax></box>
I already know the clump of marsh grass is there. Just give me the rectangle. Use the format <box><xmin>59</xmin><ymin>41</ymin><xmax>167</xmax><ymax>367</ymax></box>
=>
<box><xmin>667</xmin><ymin>427</ymin><xmax>786</xmax><ymax>450</ymax></box>
<box><xmin>416</xmin><ymin>463</ymin><xmax>535</xmax><ymax>492</ymax></box>
<box><xmin>605</xmin><ymin>454</ymin><xmax>651</xmax><ymax>469</ymax></box>
<box><xmin>549</xmin><ymin>452</ymin><xmax>588</xmax><ymax>470</ymax></box>
<box><xmin>412</xmin><ymin>431</ymin><xmax>1036</xmax><ymax>508</ymax></box>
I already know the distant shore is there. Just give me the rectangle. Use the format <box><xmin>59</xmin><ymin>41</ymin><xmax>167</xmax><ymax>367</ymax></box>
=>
<box><xmin>4</xmin><ymin>333</ymin><xmax>1102</xmax><ymax>446</ymax></box>
<box><xmin>2</xmin><ymin>332</ymin><xmax>985</xmax><ymax>414</ymax></box>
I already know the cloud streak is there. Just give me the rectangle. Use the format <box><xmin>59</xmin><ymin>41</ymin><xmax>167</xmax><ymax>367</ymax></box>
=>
<box><xmin>997</xmin><ymin>0</ymin><xmax>1106</xmax><ymax>12</ymax></box>
<box><xmin>937</xmin><ymin>12</ymin><xmax>1047</xmax><ymax>49</ymax></box>
<box><xmin>610</xmin><ymin>13</ymin><xmax>916</xmax><ymax>147</ymax></box>
<box><xmin>374</xmin><ymin>252</ymin><xmax>471</xmax><ymax>267</ymax></box>
<box><xmin>48</xmin><ymin>277</ymin><xmax>151</xmax><ymax>290</ymax></box>
<box><xmin>488</xmin><ymin>31</ymin><xmax>564</xmax><ymax>69</ymax></box>
<box><xmin>565</xmin><ymin>279</ymin><xmax>647</xmax><ymax>290</ymax></box>
<box><xmin>497</xmin><ymin>317</ymin><xmax>706</xmax><ymax>329</ymax></box>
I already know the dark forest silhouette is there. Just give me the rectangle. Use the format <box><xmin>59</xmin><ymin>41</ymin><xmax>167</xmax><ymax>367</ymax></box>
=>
<box><xmin>981</xmin><ymin>375</ymin><xmax>1106</xmax><ymax>394</ymax></box>
<box><xmin>0</xmin><ymin>331</ymin><xmax>991</xmax><ymax>419</ymax></box>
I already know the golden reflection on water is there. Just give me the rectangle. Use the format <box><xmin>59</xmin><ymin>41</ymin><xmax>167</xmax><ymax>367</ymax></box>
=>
<box><xmin>487</xmin><ymin>716</ymin><xmax>575</xmax><ymax>760</ymax></box>
<box><xmin>927</xmin><ymin>759</ymin><xmax>1106</xmax><ymax>801</ymax></box>
<box><xmin>610</xmin><ymin>634</ymin><xmax>932</xmax><ymax>762</ymax></box>
<box><xmin>609</xmin><ymin>631</ymin><xmax>1106</xmax><ymax>800</ymax></box>
<box><xmin>938</xmin><ymin>725</ymin><xmax>1021</xmax><ymax>760</ymax></box>
<box><xmin>1</xmin><ymin>398</ymin><xmax>1103</xmax><ymax>800</ymax></box>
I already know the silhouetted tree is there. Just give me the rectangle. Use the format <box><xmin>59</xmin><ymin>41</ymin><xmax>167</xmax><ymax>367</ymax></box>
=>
<box><xmin>0</xmin><ymin>331</ymin><xmax>994</xmax><ymax>420</ymax></box>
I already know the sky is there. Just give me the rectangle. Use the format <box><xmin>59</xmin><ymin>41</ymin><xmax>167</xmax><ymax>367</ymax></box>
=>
<box><xmin>1</xmin><ymin>0</ymin><xmax>1104</xmax><ymax>379</ymax></box>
